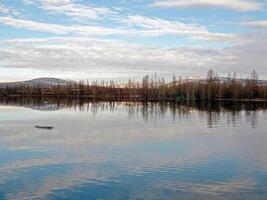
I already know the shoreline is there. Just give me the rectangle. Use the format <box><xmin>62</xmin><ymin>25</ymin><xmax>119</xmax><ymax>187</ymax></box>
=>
<box><xmin>1</xmin><ymin>95</ymin><xmax>267</xmax><ymax>102</ymax></box>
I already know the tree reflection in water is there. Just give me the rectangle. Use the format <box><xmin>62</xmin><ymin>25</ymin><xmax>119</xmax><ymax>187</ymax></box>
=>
<box><xmin>0</xmin><ymin>97</ymin><xmax>266</xmax><ymax>129</ymax></box>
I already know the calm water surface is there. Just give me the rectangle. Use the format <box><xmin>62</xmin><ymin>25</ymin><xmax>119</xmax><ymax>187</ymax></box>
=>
<box><xmin>0</xmin><ymin>100</ymin><xmax>267</xmax><ymax>200</ymax></box>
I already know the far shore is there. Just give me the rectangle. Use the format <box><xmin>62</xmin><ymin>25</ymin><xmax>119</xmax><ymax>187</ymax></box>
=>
<box><xmin>1</xmin><ymin>95</ymin><xmax>267</xmax><ymax>103</ymax></box>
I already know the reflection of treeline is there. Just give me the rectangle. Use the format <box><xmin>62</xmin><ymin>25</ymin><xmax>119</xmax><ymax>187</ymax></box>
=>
<box><xmin>1</xmin><ymin>70</ymin><xmax>267</xmax><ymax>101</ymax></box>
<box><xmin>0</xmin><ymin>97</ymin><xmax>265</xmax><ymax>128</ymax></box>
<box><xmin>0</xmin><ymin>97</ymin><xmax>266</xmax><ymax>112</ymax></box>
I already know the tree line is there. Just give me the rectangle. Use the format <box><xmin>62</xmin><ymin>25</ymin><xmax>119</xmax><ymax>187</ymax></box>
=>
<box><xmin>1</xmin><ymin>70</ymin><xmax>267</xmax><ymax>101</ymax></box>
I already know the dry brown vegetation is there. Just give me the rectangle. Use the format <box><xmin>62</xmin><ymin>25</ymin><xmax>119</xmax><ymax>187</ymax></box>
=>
<box><xmin>1</xmin><ymin>70</ymin><xmax>267</xmax><ymax>101</ymax></box>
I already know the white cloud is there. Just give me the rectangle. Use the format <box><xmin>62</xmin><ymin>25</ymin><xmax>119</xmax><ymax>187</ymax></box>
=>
<box><xmin>0</xmin><ymin>3</ymin><xmax>19</xmax><ymax>16</ymax></box>
<box><xmin>1</xmin><ymin>35</ymin><xmax>267</xmax><ymax>81</ymax></box>
<box><xmin>0</xmin><ymin>4</ymin><xmax>9</xmax><ymax>14</ymax></box>
<box><xmin>23</xmin><ymin>0</ymin><xmax>116</xmax><ymax>20</ymax></box>
<box><xmin>121</xmin><ymin>15</ymin><xmax>236</xmax><ymax>41</ymax></box>
<box><xmin>242</xmin><ymin>20</ymin><xmax>267</xmax><ymax>27</ymax></box>
<box><xmin>0</xmin><ymin>16</ymin><xmax>236</xmax><ymax>42</ymax></box>
<box><xmin>0</xmin><ymin>16</ymin><xmax>126</xmax><ymax>36</ymax></box>
<box><xmin>0</xmin><ymin>37</ymin><xmax>228</xmax><ymax>80</ymax></box>
<box><xmin>152</xmin><ymin>0</ymin><xmax>264</xmax><ymax>11</ymax></box>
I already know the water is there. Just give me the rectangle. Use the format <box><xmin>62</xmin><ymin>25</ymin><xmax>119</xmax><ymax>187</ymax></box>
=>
<box><xmin>0</xmin><ymin>99</ymin><xmax>267</xmax><ymax>200</ymax></box>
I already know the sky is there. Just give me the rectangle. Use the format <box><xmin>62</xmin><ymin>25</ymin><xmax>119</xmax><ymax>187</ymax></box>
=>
<box><xmin>0</xmin><ymin>0</ymin><xmax>267</xmax><ymax>82</ymax></box>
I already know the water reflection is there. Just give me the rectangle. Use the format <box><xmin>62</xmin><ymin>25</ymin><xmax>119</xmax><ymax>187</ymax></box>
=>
<box><xmin>0</xmin><ymin>97</ymin><xmax>266</xmax><ymax>129</ymax></box>
<box><xmin>0</xmin><ymin>98</ymin><xmax>267</xmax><ymax>200</ymax></box>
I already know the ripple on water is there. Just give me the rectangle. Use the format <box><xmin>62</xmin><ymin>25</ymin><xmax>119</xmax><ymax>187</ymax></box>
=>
<box><xmin>0</xmin><ymin>102</ymin><xmax>267</xmax><ymax>200</ymax></box>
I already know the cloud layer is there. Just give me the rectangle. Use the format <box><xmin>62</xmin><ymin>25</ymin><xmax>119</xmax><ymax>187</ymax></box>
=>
<box><xmin>152</xmin><ymin>0</ymin><xmax>264</xmax><ymax>11</ymax></box>
<box><xmin>0</xmin><ymin>16</ymin><xmax>125</xmax><ymax>36</ymax></box>
<box><xmin>242</xmin><ymin>20</ymin><xmax>267</xmax><ymax>28</ymax></box>
<box><xmin>0</xmin><ymin>0</ymin><xmax>266</xmax><ymax>81</ymax></box>
<box><xmin>1</xmin><ymin>36</ymin><xmax>267</xmax><ymax>80</ymax></box>
<box><xmin>0</xmin><ymin>15</ymin><xmax>236</xmax><ymax>41</ymax></box>
<box><xmin>23</xmin><ymin>0</ymin><xmax>116</xmax><ymax>20</ymax></box>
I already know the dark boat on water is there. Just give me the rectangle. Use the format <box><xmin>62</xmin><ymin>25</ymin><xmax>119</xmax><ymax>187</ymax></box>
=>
<box><xmin>35</xmin><ymin>125</ymin><xmax>54</xmax><ymax>130</ymax></box>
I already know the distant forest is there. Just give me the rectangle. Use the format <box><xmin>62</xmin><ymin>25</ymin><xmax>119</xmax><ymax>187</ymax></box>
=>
<box><xmin>1</xmin><ymin>70</ymin><xmax>267</xmax><ymax>101</ymax></box>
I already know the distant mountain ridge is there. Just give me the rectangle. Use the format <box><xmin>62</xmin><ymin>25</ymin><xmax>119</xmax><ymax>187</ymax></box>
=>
<box><xmin>0</xmin><ymin>77</ymin><xmax>74</xmax><ymax>88</ymax></box>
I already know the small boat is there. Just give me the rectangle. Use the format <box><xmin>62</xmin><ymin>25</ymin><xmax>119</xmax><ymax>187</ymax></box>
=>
<box><xmin>35</xmin><ymin>125</ymin><xmax>54</xmax><ymax>130</ymax></box>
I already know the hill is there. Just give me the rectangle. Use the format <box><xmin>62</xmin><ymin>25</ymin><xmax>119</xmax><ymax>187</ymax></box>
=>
<box><xmin>0</xmin><ymin>78</ymin><xmax>74</xmax><ymax>88</ymax></box>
